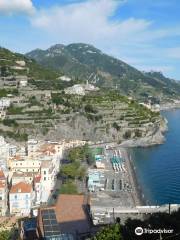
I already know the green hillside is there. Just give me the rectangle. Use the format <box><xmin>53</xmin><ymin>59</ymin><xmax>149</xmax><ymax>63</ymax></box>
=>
<box><xmin>26</xmin><ymin>43</ymin><xmax>180</xmax><ymax>100</ymax></box>
<box><xmin>0</xmin><ymin>47</ymin><xmax>58</xmax><ymax>80</ymax></box>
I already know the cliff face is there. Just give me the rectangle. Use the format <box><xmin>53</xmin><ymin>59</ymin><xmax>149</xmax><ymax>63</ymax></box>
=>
<box><xmin>29</xmin><ymin>93</ymin><xmax>167</xmax><ymax>147</ymax></box>
<box><xmin>33</xmin><ymin>114</ymin><xmax>167</xmax><ymax>147</ymax></box>
<box><xmin>119</xmin><ymin>117</ymin><xmax>168</xmax><ymax>147</ymax></box>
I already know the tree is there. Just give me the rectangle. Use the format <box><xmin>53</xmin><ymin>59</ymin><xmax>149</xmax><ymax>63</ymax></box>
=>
<box><xmin>92</xmin><ymin>224</ymin><xmax>123</xmax><ymax>240</ymax></box>
<box><xmin>123</xmin><ymin>130</ymin><xmax>131</xmax><ymax>139</ymax></box>
<box><xmin>59</xmin><ymin>181</ymin><xmax>78</xmax><ymax>194</ymax></box>
<box><xmin>0</xmin><ymin>230</ymin><xmax>12</xmax><ymax>240</ymax></box>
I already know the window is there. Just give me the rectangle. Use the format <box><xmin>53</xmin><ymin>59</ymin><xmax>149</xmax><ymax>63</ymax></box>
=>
<box><xmin>44</xmin><ymin>177</ymin><xmax>46</xmax><ymax>181</ymax></box>
<box><xmin>44</xmin><ymin>171</ymin><xmax>46</xmax><ymax>175</ymax></box>
<box><xmin>14</xmin><ymin>195</ymin><xmax>17</xmax><ymax>200</ymax></box>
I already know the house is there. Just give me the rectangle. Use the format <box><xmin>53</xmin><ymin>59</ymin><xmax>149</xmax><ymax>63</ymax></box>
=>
<box><xmin>9</xmin><ymin>182</ymin><xmax>34</xmax><ymax>216</ymax></box>
<box><xmin>11</xmin><ymin>172</ymin><xmax>34</xmax><ymax>185</ymax></box>
<box><xmin>0</xmin><ymin>169</ymin><xmax>8</xmax><ymax>216</ymax></box>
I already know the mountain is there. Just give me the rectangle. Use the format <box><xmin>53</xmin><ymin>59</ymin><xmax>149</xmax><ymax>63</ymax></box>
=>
<box><xmin>26</xmin><ymin>43</ymin><xmax>180</xmax><ymax>100</ymax></box>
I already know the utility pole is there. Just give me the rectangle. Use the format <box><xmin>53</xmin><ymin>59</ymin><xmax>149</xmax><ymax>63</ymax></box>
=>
<box><xmin>169</xmin><ymin>203</ymin><xmax>171</xmax><ymax>215</ymax></box>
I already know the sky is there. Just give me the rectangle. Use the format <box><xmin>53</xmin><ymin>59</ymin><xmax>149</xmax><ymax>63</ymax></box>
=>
<box><xmin>0</xmin><ymin>0</ymin><xmax>180</xmax><ymax>79</ymax></box>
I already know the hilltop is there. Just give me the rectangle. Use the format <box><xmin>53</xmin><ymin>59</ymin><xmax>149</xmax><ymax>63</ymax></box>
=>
<box><xmin>26</xmin><ymin>43</ymin><xmax>180</xmax><ymax>101</ymax></box>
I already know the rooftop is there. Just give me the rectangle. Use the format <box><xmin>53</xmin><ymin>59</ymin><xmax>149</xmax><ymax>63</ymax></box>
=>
<box><xmin>38</xmin><ymin>194</ymin><xmax>90</xmax><ymax>237</ymax></box>
<box><xmin>0</xmin><ymin>169</ymin><xmax>5</xmax><ymax>180</ymax></box>
<box><xmin>10</xmin><ymin>182</ymin><xmax>32</xmax><ymax>194</ymax></box>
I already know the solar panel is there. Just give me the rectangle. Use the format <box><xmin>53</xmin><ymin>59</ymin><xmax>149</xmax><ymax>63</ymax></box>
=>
<box><xmin>42</xmin><ymin>209</ymin><xmax>61</xmax><ymax>238</ymax></box>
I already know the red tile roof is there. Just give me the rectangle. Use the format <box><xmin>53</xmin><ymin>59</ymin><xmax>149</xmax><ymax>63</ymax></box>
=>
<box><xmin>0</xmin><ymin>169</ymin><xmax>5</xmax><ymax>180</ymax></box>
<box><xmin>10</xmin><ymin>182</ymin><xmax>32</xmax><ymax>194</ymax></box>
<box><xmin>0</xmin><ymin>181</ymin><xmax>5</xmax><ymax>188</ymax></box>
<box><xmin>55</xmin><ymin>194</ymin><xmax>87</xmax><ymax>223</ymax></box>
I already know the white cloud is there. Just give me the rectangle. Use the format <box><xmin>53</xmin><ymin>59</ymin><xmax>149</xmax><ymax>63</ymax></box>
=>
<box><xmin>29</xmin><ymin>0</ymin><xmax>180</xmax><ymax>78</ymax></box>
<box><xmin>0</xmin><ymin>0</ymin><xmax>35</xmax><ymax>15</ymax></box>
<box><xmin>31</xmin><ymin>0</ymin><xmax>152</xmax><ymax>46</ymax></box>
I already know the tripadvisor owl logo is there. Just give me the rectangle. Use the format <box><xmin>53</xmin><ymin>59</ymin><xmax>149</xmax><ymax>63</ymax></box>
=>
<box><xmin>135</xmin><ymin>227</ymin><xmax>143</xmax><ymax>236</ymax></box>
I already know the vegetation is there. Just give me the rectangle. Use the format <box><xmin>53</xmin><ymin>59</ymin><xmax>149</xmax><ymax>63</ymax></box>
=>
<box><xmin>60</xmin><ymin>161</ymin><xmax>85</xmax><ymax>180</ymax></box>
<box><xmin>59</xmin><ymin>181</ymin><xmax>78</xmax><ymax>194</ymax></box>
<box><xmin>26</xmin><ymin>43</ymin><xmax>180</xmax><ymax>99</ymax></box>
<box><xmin>0</xmin><ymin>129</ymin><xmax>28</xmax><ymax>142</ymax></box>
<box><xmin>7</xmin><ymin>105</ymin><xmax>23</xmax><ymax>115</ymax></box>
<box><xmin>92</xmin><ymin>224</ymin><xmax>123</xmax><ymax>240</ymax></box>
<box><xmin>93</xmin><ymin>208</ymin><xmax>180</xmax><ymax>240</ymax></box>
<box><xmin>3</xmin><ymin>119</ymin><xmax>18</xmax><ymax>127</ymax></box>
<box><xmin>123</xmin><ymin>130</ymin><xmax>131</xmax><ymax>139</ymax></box>
<box><xmin>112</xmin><ymin>122</ymin><xmax>120</xmax><ymax>131</ymax></box>
<box><xmin>0</xmin><ymin>230</ymin><xmax>12</xmax><ymax>240</ymax></box>
<box><xmin>0</xmin><ymin>88</ymin><xmax>19</xmax><ymax>98</ymax></box>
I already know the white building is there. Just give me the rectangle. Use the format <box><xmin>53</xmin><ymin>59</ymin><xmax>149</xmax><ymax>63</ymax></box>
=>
<box><xmin>40</xmin><ymin>160</ymin><xmax>56</xmax><ymax>203</ymax></box>
<box><xmin>27</xmin><ymin>139</ymin><xmax>39</xmax><ymax>158</ymax></box>
<box><xmin>34</xmin><ymin>175</ymin><xmax>41</xmax><ymax>205</ymax></box>
<box><xmin>65</xmin><ymin>84</ymin><xmax>85</xmax><ymax>95</ymax></box>
<box><xmin>15</xmin><ymin>60</ymin><xmax>26</xmax><ymax>67</ymax></box>
<box><xmin>0</xmin><ymin>137</ymin><xmax>11</xmax><ymax>171</ymax></box>
<box><xmin>19</xmin><ymin>79</ymin><xmax>28</xmax><ymax>87</ymax></box>
<box><xmin>10</xmin><ymin>158</ymin><xmax>41</xmax><ymax>174</ymax></box>
<box><xmin>0</xmin><ymin>169</ymin><xmax>8</xmax><ymax>216</ymax></box>
<box><xmin>0</xmin><ymin>98</ymin><xmax>11</xmax><ymax>108</ymax></box>
<box><xmin>9</xmin><ymin>182</ymin><xmax>34</xmax><ymax>216</ymax></box>
<box><xmin>58</xmin><ymin>76</ymin><xmax>71</xmax><ymax>82</ymax></box>
<box><xmin>11</xmin><ymin>172</ymin><xmax>34</xmax><ymax>185</ymax></box>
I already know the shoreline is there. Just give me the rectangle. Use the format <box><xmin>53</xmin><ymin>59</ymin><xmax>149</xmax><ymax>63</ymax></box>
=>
<box><xmin>121</xmin><ymin>147</ymin><xmax>146</xmax><ymax>206</ymax></box>
<box><xmin>160</xmin><ymin>103</ymin><xmax>180</xmax><ymax>111</ymax></box>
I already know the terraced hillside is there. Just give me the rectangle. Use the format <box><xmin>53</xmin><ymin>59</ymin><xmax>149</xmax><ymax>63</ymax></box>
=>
<box><xmin>0</xmin><ymin>90</ymin><xmax>166</xmax><ymax>145</ymax></box>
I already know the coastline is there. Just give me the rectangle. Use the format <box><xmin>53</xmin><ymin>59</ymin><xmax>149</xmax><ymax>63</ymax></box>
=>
<box><xmin>160</xmin><ymin>103</ymin><xmax>180</xmax><ymax>111</ymax></box>
<box><xmin>121</xmin><ymin>148</ymin><xmax>146</xmax><ymax>206</ymax></box>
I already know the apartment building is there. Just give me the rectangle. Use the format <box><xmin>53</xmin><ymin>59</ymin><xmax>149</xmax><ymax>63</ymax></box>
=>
<box><xmin>0</xmin><ymin>169</ymin><xmax>7</xmax><ymax>216</ymax></box>
<box><xmin>9</xmin><ymin>182</ymin><xmax>34</xmax><ymax>216</ymax></box>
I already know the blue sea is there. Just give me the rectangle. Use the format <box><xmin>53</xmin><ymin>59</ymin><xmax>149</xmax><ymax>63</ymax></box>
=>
<box><xmin>130</xmin><ymin>110</ymin><xmax>180</xmax><ymax>205</ymax></box>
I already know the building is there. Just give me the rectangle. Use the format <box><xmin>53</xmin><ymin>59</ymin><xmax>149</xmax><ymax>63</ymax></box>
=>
<box><xmin>40</xmin><ymin>160</ymin><xmax>56</xmax><ymax>203</ymax></box>
<box><xmin>65</xmin><ymin>84</ymin><xmax>85</xmax><ymax>96</ymax></box>
<box><xmin>0</xmin><ymin>169</ymin><xmax>8</xmax><ymax>216</ymax></box>
<box><xmin>19</xmin><ymin>79</ymin><xmax>28</xmax><ymax>87</ymax></box>
<box><xmin>9</xmin><ymin>182</ymin><xmax>34</xmax><ymax>216</ymax></box>
<box><xmin>37</xmin><ymin>194</ymin><xmax>90</xmax><ymax>239</ymax></box>
<box><xmin>15</xmin><ymin>60</ymin><xmax>26</xmax><ymax>67</ymax></box>
<box><xmin>87</xmin><ymin>170</ymin><xmax>104</xmax><ymax>192</ymax></box>
<box><xmin>20</xmin><ymin>218</ymin><xmax>39</xmax><ymax>240</ymax></box>
<box><xmin>10</xmin><ymin>158</ymin><xmax>41</xmax><ymax>174</ymax></box>
<box><xmin>34</xmin><ymin>175</ymin><xmax>41</xmax><ymax>205</ymax></box>
<box><xmin>11</xmin><ymin>172</ymin><xmax>34</xmax><ymax>185</ymax></box>
<box><xmin>0</xmin><ymin>97</ymin><xmax>11</xmax><ymax>108</ymax></box>
<box><xmin>58</xmin><ymin>75</ymin><xmax>71</xmax><ymax>82</ymax></box>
